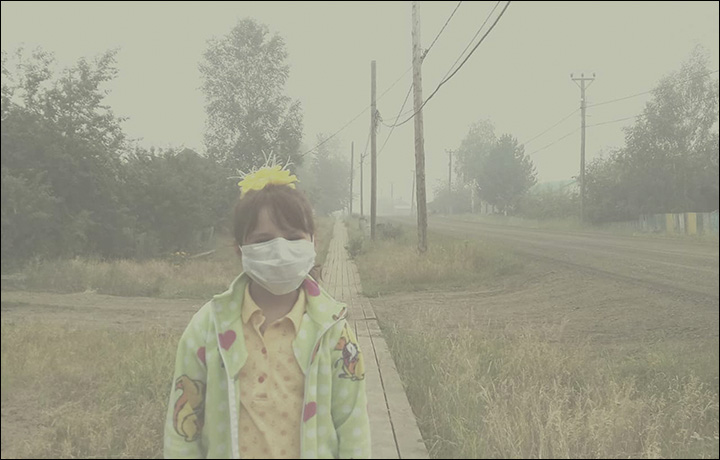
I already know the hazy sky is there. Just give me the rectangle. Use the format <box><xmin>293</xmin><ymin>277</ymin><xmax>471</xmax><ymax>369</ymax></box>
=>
<box><xmin>2</xmin><ymin>1</ymin><xmax>719</xmax><ymax>206</ymax></box>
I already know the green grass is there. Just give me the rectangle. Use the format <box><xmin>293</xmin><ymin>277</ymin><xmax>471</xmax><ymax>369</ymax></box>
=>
<box><xmin>382</xmin><ymin>309</ymin><xmax>720</xmax><ymax>459</ymax></box>
<box><xmin>344</xmin><ymin>217</ymin><xmax>522</xmax><ymax>296</ymax></box>
<box><xmin>1</xmin><ymin>319</ymin><xmax>177</xmax><ymax>458</ymax></box>
<box><xmin>8</xmin><ymin>217</ymin><xmax>335</xmax><ymax>299</ymax></box>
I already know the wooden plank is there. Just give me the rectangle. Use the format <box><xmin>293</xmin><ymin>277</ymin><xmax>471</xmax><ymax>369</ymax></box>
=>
<box><xmin>327</xmin><ymin>218</ymin><xmax>428</xmax><ymax>459</ymax></box>
<box><xmin>356</xmin><ymin>319</ymin><xmax>400</xmax><ymax>459</ymax></box>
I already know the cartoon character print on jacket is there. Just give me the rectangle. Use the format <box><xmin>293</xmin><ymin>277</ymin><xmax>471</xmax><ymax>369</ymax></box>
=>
<box><xmin>334</xmin><ymin>323</ymin><xmax>365</xmax><ymax>381</ymax></box>
<box><xmin>173</xmin><ymin>375</ymin><xmax>206</xmax><ymax>442</ymax></box>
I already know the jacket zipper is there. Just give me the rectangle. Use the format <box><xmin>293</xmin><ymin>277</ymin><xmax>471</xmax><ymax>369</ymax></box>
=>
<box><xmin>214</xmin><ymin>302</ymin><xmax>346</xmax><ymax>458</ymax></box>
<box><xmin>299</xmin><ymin>315</ymin><xmax>345</xmax><ymax>459</ymax></box>
<box><xmin>212</xmin><ymin>315</ymin><xmax>241</xmax><ymax>460</ymax></box>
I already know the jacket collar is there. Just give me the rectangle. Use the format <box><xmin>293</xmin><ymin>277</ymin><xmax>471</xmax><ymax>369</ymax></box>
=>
<box><xmin>240</xmin><ymin>283</ymin><xmax>306</xmax><ymax>334</ymax></box>
<box><xmin>209</xmin><ymin>272</ymin><xmax>347</xmax><ymax>378</ymax></box>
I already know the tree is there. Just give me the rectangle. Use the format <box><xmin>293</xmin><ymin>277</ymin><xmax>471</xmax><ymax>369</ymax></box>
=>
<box><xmin>1</xmin><ymin>47</ymin><xmax>132</xmax><ymax>262</ymax></box>
<box><xmin>123</xmin><ymin>147</ymin><xmax>237</xmax><ymax>256</ymax></box>
<box><xmin>476</xmin><ymin>134</ymin><xmax>537</xmax><ymax>213</ymax></box>
<box><xmin>454</xmin><ymin>119</ymin><xmax>496</xmax><ymax>191</ymax></box>
<box><xmin>455</xmin><ymin>120</ymin><xmax>536</xmax><ymax>214</ymax></box>
<box><xmin>199</xmin><ymin>18</ymin><xmax>304</xmax><ymax>172</ymax></box>
<box><xmin>585</xmin><ymin>46</ymin><xmax>719</xmax><ymax>222</ymax></box>
<box><xmin>295</xmin><ymin>134</ymin><xmax>350</xmax><ymax>215</ymax></box>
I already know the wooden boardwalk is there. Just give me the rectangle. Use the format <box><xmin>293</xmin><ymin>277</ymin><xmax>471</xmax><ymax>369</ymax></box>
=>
<box><xmin>322</xmin><ymin>219</ymin><xmax>428</xmax><ymax>459</ymax></box>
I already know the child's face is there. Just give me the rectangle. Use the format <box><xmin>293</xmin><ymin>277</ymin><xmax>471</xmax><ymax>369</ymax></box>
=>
<box><xmin>243</xmin><ymin>207</ymin><xmax>312</xmax><ymax>246</ymax></box>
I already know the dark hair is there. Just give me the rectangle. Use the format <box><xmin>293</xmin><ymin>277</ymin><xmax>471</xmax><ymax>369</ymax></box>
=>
<box><xmin>233</xmin><ymin>184</ymin><xmax>322</xmax><ymax>281</ymax></box>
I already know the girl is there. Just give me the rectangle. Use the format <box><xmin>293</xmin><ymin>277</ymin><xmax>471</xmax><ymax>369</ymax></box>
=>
<box><xmin>164</xmin><ymin>162</ymin><xmax>371</xmax><ymax>459</ymax></box>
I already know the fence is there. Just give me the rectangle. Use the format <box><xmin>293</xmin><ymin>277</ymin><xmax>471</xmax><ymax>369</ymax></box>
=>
<box><xmin>639</xmin><ymin>211</ymin><xmax>719</xmax><ymax>235</ymax></box>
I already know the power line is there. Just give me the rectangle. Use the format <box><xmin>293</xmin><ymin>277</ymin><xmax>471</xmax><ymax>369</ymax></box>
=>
<box><xmin>298</xmin><ymin>66</ymin><xmax>412</xmax><ymax>157</ymax></box>
<box><xmin>376</xmin><ymin>0</ymin><xmax>467</xmax><ymax>154</ymax></box>
<box><xmin>385</xmin><ymin>1</ymin><xmax>511</xmax><ymax>129</ymax></box>
<box><xmin>440</xmin><ymin>1</ymin><xmax>502</xmax><ymax>83</ymax></box>
<box><xmin>382</xmin><ymin>1</ymin><xmax>502</xmax><ymax>125</ymax></box>
<box><xmin>587</xmin><ymin>68</ymin><xmax>718</xmax><ymax>108</ymax></box>
<box><xmin>586</xmin><ymin>90</ymin><xmax>652</xmax><ymax>109</ymax></box>
<box><xmin>423</xmin><ymin>1</ymin><xmax>463</xmax><ymax>60</ymax></box>
<box><xmin>378</xmin><ymin>84</ymin><xmax>412</xmax><ymax>157</ymax></box>
<box><xmin>586</xmin><ymin>114</ymin><xmax>640</xmax><ymax>128</ymax></box>
<box><xmin>384</xmin><ymin>1</ymin><xmax>505</xmax><ymax>128</ymax></box>
<box><xmin>528</xmin><ymin>114</ymin><xmax>643</xmax><ymax>156</ymax></box>
<box><xmin>522</xmin><ymin>68</ymin><xmax>719</xmax><ymax>149</ymax></box>
<box><xmin>527</xmin><ymin>128</ymin><xmax>579</xmax><ymax>156</ymax></box>
<box><xmin>521</xmin><ymin>108</ymin><xmax>579</xmax><ymax>146</ymax></box>
<box><xmin>436</xmin><ymin>2</ymin><xmax>511</xmax><ymax>96</ymax></box>
<box><xmin>360</xmin><ymin>128</ymin><xmax>371</xmax><ymax>160</ymax></box>
<box><xmin>379</xmin><ymin>66</ymin><xmax>413</xmax><ymax>100</ymax></box>
<box><xmin>299</xmin><ymin>106</ymin><xmax>370</xmax><ymax>157</ymax></box>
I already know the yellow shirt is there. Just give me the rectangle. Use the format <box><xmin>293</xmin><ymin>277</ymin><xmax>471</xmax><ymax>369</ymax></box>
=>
<box><xmin>237</xmin><ymin>284</ymin><xmax>306</xmax><ymax>459</ymax></box>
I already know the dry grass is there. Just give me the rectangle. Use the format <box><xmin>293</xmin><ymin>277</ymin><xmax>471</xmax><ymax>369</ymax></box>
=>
<box><xmin>0</xmin><ymin>217</ymin><xmax>336</xmax><ymax>458</ymax></box>
<box><xmin>12</xmin><ymin>217</ymin><xmax>335</xmax><ymax>299</ymax></box>
<box><xmin>382</xmin><ymin>308</ymin><xmax>720</xmax><ymax>459</ymax></box>
<box><xmin>1</xmin><ymin>319</ymin><xmax>177</xmax><ymax>458</ymax></box>
<box><xmin>345</xmin><ymin>218</ymin><xmax>521</xmax><ymax>296</ymax></box>
<box><xmin>15</xmin><ymin>257</ymin><xmax>235</xmax><ymax>298</ymax></box>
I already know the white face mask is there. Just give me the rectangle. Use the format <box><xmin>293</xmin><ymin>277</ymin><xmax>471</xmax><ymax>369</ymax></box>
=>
<box><xmin>241</xmin><ymin>237</ymin><xmax>316</xmax><ymax>296</ymax></box>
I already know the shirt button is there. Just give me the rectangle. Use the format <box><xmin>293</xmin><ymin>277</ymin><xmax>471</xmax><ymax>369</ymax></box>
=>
<box><xmin>261</xmin><ymin>347</ymin><xmax>267</xmax><ymax>354</ymax></box>
<box><xmin>258</xmin><ymin>375</ymin><xmax>265</xmax><ymax>383</ymax></box>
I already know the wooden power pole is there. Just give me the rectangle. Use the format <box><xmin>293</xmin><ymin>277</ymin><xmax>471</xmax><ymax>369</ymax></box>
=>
<box><xmin>411</xmin><ymin>0</ymin><xmax>428</xmax><ymax>253</ymax></box>
<box><xmin>571</xmin><ymin>72</ymin><xmax>595</xmax><ymax>223</ymax></box>
<box><xmin>410</xmin><ymin>169</ymin><xmax>415</xmax><ymax>215</ymax></box>
<box><xmin>349</xmin><ymin>141</ymin><xmax>354</xmax><ymax>215</ymax></box>
<box><xmin>360</xmin><ymin>154</ymin><xmax>364</xmax><ymax>217</ymax></box>
<box><xmin>447</xmin><ymin>148</ymin><xmax>453</xmax><ymax>215</ymax></box>
<box><xmin>370</xmin><ymin>60</ymin><xmax>378</xmax><ymax>240</ymax></box>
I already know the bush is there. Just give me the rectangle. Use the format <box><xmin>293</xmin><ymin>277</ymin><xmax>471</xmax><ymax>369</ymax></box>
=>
<box><xmin>345</xmin><ymin>235</ymin><xmax>366</xmax><ymax>259</ymax></box>
<box><xmin>376</xmin><ymin>222</ymin><xmax>405</xmax><ymax>240</ymax></box>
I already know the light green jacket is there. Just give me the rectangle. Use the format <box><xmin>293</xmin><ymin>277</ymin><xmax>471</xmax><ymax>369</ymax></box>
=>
<box><xmin>164</xmin><ymin>273</ymin><xmax>371</xmax><ymax>459</ymax></box>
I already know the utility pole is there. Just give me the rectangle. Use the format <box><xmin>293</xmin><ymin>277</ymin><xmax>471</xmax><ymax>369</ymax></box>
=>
<box><xmin>411</xmin><ymin>0</ymin><xmax>428</xmax><ymax>253</ymax></box>
<box><xmin>448</xmin><ymin>149</ymin><xmax>452</xmax><ymax>190</ymax></box>
<box><xmin>571</xmin><ymin>72</ymin><xmax>595</xmax><ymax>223</ymax></box>
<box><xmin>410</xmin><ymin>169</ymin><xmax>416</xmax><ymax>215</ymax></box>
<box><xmin>349</xmin><ymin>141</ymin><xmax>354</xmax><ymax>216</ymax></box>
<box><xmin>370</xmin><ymin>60</ymin><xmax>377</xmax><ymax>240</ymax></box>
<box><xmin>447</xmin><ymin>149</ymin><xmax>453</xmax><ymax>215</ymax></box>
<box><xmin>360</xmin><ymin>154</ymin><xmax>364</xmax><ymax>217</ymax></box>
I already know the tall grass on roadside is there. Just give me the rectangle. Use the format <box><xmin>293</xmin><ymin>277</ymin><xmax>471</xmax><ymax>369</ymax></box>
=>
<box><xmin>1</xmin><ymin>320</ymin><xmax>178</xmax><ymax>458</ymax></box>
<box><xmin>345</xmin><ymin>218</ymin><xmax>521</xmax><ymax>296</ymax></box>
<box><xmin>383</xmin><ymin>309</ymin><xmax>720</xmax><ymax>459</ymax></box>
<box><xmin>11</xmin><ymin>217</ymin><xmax>334</xmax><ymax>299</ymax></box>
<box><xmin>16</xmin><ymin>257</ymin><xmax>235</xmax><ymax>299</ymax></box>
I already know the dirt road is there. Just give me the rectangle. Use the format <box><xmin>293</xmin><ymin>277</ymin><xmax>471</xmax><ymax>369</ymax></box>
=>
<box><xmin>377</xmin><ymin>216</ymin><xmax>718</xmax><ymax>348</ymax></box>
<box><xmin>391</xmin><ymin>215</ymin><xmax>718</xmax><ymax>299</ymax></box>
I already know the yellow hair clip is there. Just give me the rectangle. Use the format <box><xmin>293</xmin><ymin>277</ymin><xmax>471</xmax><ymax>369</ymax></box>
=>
<box><xmin>235</xmin><ymin>155</ymin><xmax>299</xmax><ymax>198</ymax></box>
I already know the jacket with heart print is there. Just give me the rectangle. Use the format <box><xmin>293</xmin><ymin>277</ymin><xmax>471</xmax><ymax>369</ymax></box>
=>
<box><xmin>163</xmin><ymin>272</ymin><xmax>371</xmax><ymax>459</ymax></box>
